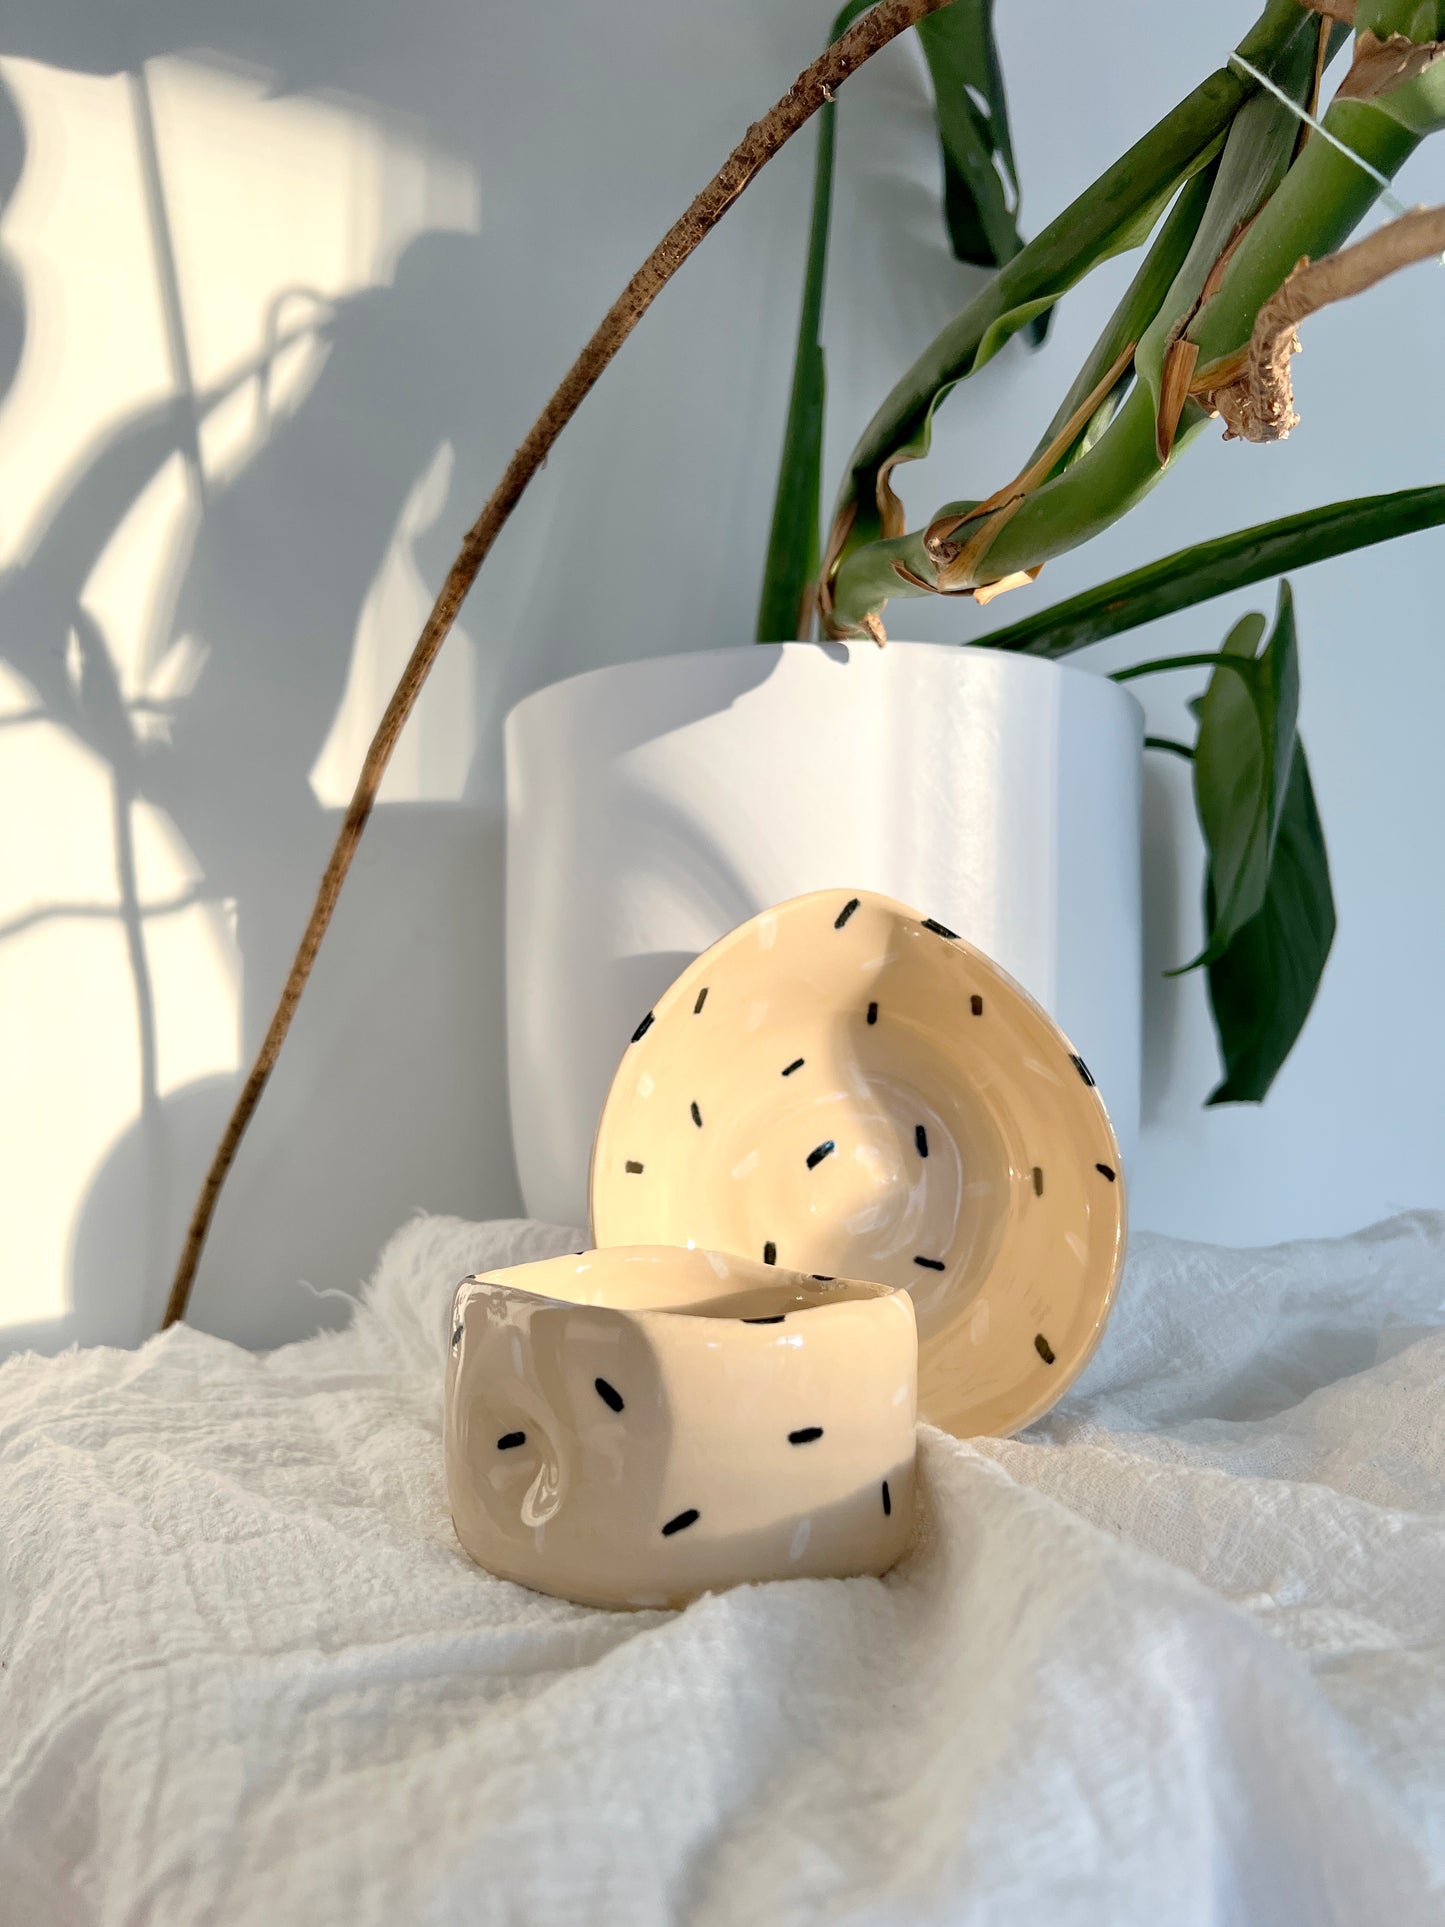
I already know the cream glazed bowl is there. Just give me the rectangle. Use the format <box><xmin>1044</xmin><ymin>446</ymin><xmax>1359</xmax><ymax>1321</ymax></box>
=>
<box><xmin>445</xmin><ymin>1247</ymin><xmax>917</xmax><ymax>1609</ymax></box>
<box><xmin>591</xmin><ymin>888</ymin><xmax>1127</xmax><ymax>1442</ymax></box>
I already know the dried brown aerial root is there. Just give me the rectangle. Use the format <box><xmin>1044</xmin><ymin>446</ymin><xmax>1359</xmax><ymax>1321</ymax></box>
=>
<box><xmin>1196</xmin><ymin>203</ymin><xmax>1445</xmax><ymax>442</ymax></box>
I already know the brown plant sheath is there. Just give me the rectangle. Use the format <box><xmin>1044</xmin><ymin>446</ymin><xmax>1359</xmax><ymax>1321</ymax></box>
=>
<box><xmin>162</xmin><ymin>0</ymin><xmax>951</xmax><ymax>1329</ymax></box>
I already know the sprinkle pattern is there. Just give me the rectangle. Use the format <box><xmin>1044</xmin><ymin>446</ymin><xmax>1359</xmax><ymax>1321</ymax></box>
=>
<box><xmin>662</xmin><ymin>1508</ymin><xmax>700</xmax><ymax>1537</ymax></box>
<box><xmin>497</xmin><ymin>1431</ymin><xmax>527</xmax><ymax>1451</ymax></box>
<box><xmin>881</xmin><ymin>1480</ymin><xmax>892</xmax><ymax>1517</ymax></box>
<box><xmin>593</xmin><ymin>892</ymin><xmax>1124</xmax><ymax>1446</ymax></box>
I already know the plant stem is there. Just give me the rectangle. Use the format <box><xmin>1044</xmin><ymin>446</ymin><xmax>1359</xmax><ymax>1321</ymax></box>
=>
<box><xmin>1145</xmin><ymin>735</ymin><xmax>1197</xmax><ymax>759</ymax></box>
<box><xmin>161</xmin><ymin>0</ymin><xmax>953</xmax><ymax>1331</ymax></box>
<box><xmin>971</xmin><ymin>52</ymin><xmax>1445</xmax><ymax>585</ymax></box>
<box><xmin>1030</xmin><ymin>164</ymin><xmax>1218</xmax><ymax>467</ymax></box>
<box><xmin>828</xmin><ymin>0</ymin><xmax>1312</xmax><ymax>548</ymax></box>
<box><xmin>1113</xmin><ymin>651</ymin><xmax>1258</xmax><ymax>683</ymax></box>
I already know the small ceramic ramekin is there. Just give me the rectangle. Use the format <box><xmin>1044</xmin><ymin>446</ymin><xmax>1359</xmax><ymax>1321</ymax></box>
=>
<box><xmin>445</xmin><ymin>1246</ymin><xmax>917</xmax><ymax>1609</ymax></box>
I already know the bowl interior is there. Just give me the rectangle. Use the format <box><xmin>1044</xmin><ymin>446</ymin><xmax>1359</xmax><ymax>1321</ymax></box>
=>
<box><xmin>590</xmin><ymin>889</ymin><xmax>1125</xmax><ymax>1436</ymax></box>
<box><xmin>460</xmin><ymin>1246</ymin><xmax>894</xmax><ymax>1323</ymax></box>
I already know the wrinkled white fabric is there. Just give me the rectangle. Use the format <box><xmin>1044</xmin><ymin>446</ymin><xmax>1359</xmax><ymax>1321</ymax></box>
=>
<box><xmin>2</xmin><ymin>1210</ymin><xmax>1444</xmax><ymax>1926</ymax></box>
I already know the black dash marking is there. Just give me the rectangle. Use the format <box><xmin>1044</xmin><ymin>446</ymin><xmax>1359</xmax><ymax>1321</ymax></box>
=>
<box><xmin>914</xmin><ymin>1256</ymin><xmax>946</xmax><ymax>1272</ymax></box>
<box><xmin>631</xmin><ymin>1011</ymin><xmax>654</xmax><ymax>1043</ymax></box>
<box><xmin>811</xmin><ymin>1274</ymin><xmax>835</xmax><ymax>1282</ymax></box>
<box><xmin>970</xmin><ymin>994</ymin><xmax>983</xmax><ymax>1017</ymax></box>
<box><xmin>834</xmin><ymin>897</ymin><xmax>860</xmax><ymax>929</ymax></box>
<box><xmin>867</xmin><ymin>1001</ymin><xmax>879</xmax><ymax>1026</ymax></box>
<box><xmin>1032</xmin><ymin>1166</ymin><xmax>1045</xmax><ymax>1197</ymax></box>
<box><xmin>1096</xmin><ymin>1162</ymin><xmax>1117</xmax><ymax>1182</ymax></box>
<box><xmin>742</xmin><ymin>1314</ymin><xmax>785</xmax><ymax>1325</ymax></box>
<box><xmin>451</xmin><ymin>1323</ymin><xmax>463</xmax><ymax>1350</ymax></box>
<box><xmin>1035</xmin><ymin>1333</ymin><xmax>1056</xmax><ymax>1366</ymax></box>
<box><xmin>694</xmin><ymin>986</ymin><xmax>709</xmax><ymax>1014</ymax></box>
<box><xmin>788</xmin><ymin>1426</ymin><xmax>824</xmax><ymax>1445</ymax></box>
<box><xmin>594</xmin><ymin>1376</ymin><xmax>624</xmax><ymax>1413</ymax></box>
<box><xmin>923</xmin><ymin>917</ymin><xmax>959</xmax><ymax>940</ymax></box>
<box><xmin>661</xmin><ymin>1508</ymin><xmax>699</xmax><ymax>1537</ymax></box>
<box><xmin>781</xmin><ymin>1057</ymin><xmax>805</xmax><ymax>1077</ymax></box>
<box><xmin>881</xmin><ymin>1479</ymin><xmax>892</xmax><ymax>1517</ymax></box>
<box><xmin>690</xmin><ymin>1100</ymin><xmax>703</xmax><ymax>1128</ymax></box>
<box><xmin>497</xmin><ymin>1431</ymin><xmax>527</xmax><ymax>1451</ymax></box>
<box><xmin>625</xmin><ymin>1159</ymin><xmax>644</xmax><ymax>1174</ymax></box>
<box><xmin>763</xmin><ymin>1241</ymin><xmax>777</xmax><ymax>1266</ymax></box>
<box><xmin>915</xmin><ymin>1124</ymin><xmax>929</xmax><ymax>1158</ymax></box>
<box><xmin>1071</xmin><ymin>1053</ymin><xmax>1095</xmax><ymax>1087</ymax></box>
<box><xmin>806</xmin><ymin>1140</ymin><xmax>836</xmax><ymax>1170</ymax></box>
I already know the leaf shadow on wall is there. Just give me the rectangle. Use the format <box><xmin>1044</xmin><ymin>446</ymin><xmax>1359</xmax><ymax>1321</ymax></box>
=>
<box><xmin>0</xmin><ymin>7</ymin><xmax>578</xmax><ymax>1349</ymax></box>
<box><xmin>0</xmin><ymin>0</ymin><xmax>974</xmax><ymax>1351</ymax></box>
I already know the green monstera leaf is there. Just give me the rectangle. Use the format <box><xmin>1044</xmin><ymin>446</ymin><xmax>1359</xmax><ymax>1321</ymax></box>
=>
<box><xmin>1178</xmin><ymin>583</ymin><xmax>1336</xmax><ymax>1101</ymax></box>
<box><xmin>1204</xmin><ymin>742</ymin><xmax>1336</xmax><ymax>1104</ymax></box>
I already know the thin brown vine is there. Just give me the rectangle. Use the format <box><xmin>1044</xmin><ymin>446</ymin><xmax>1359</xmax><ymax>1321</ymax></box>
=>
<box><xmin>162</xmin><ymin>0</ymin><xmax>953</xmax><ymax>1329</ymax></box>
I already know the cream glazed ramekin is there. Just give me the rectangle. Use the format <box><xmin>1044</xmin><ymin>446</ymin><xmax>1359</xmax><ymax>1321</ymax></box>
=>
<box><xmin>445</xmin><ymin>1246</ymin><xmax>917</xmax><ymax>1609</ymax></box>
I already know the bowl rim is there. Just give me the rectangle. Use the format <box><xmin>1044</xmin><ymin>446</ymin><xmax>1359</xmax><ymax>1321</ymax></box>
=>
<box><xmin>452</xmin><ymin>1246</ymin><xmax>907</xmax><ymax>1327</ymax></box>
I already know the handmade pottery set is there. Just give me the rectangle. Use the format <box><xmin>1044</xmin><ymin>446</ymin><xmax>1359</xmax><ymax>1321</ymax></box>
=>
<box><xmin>445</xmin><ymin>888</ymin><xmax>1126</xmax><ymax>1609</ymax></box>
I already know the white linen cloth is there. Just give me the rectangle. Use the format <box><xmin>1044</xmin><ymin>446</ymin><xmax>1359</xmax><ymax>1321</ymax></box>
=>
<box><xmin>3</xmin><ymin>1209</ymin><xmax>1444</xmax><ymax>1926</ymax></box>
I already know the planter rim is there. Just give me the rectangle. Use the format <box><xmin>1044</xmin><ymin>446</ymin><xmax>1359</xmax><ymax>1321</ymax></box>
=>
<box><xmin>506</xmin><ymin>639</ymin><xmax>1145</xmax><ymax>733</ymax></box>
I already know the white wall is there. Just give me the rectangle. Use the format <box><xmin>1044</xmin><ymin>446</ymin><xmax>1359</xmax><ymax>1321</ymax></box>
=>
<box><xmin>2</xmin><ymin>1</ymin><xmax>1442</xmax><ymax>1354</ymax></box>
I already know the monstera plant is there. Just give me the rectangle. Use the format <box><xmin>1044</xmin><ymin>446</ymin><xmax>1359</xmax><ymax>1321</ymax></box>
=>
<box><xmin>757</xmin><ymin>0</ymin><xmax>1445</xmax><ymax>1106</ymax></box>
<box><xmin>168</xmin><ymin>0</ymin><xmax>1445</xmax><ymax>1322</ymax></box>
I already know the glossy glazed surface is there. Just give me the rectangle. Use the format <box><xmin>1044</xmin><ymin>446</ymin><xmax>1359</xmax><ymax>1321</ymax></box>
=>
<box><xmin>590</xmin><ymin>889</ymin><xmax>1126</xmax><ymax>1438</ymax></box>
<box><xmin>445</xmin><ymin>1246</ymin><xmax>917</xmax><ymax>1609</ymax></box>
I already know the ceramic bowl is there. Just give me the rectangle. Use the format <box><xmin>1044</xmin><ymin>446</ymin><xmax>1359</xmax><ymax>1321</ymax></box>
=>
<box><xmin>590</xmin><ymin>888</ymin><xmax>1126</xmax><ymax>1439</ymax></box>
<box><xmin>445</xmin><ymin>1246</ymin><xmax>917</xmax><ymax>1609</ymax></box>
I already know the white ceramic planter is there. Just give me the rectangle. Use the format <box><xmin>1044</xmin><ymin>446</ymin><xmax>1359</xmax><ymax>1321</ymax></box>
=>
<box><xmin>505</xmin><ymin>642</ymin><xmax>1143</xmax><ymax>1227</ymax></box>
